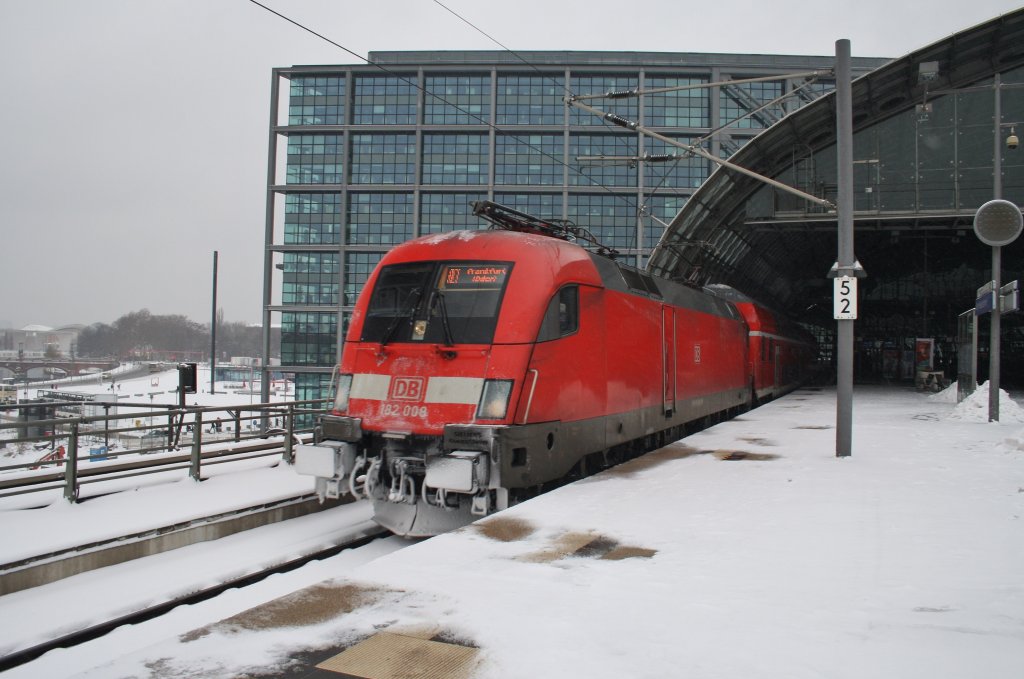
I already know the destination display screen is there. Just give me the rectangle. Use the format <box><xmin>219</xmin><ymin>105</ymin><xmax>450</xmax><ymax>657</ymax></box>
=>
<box><xmin>438</xmin><ymin>263</ymin><xmax>511</xmax><ymax>290</ymax></box>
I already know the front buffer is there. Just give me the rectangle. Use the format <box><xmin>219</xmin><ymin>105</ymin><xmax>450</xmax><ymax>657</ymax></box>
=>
<box><xmin>295</xmin><ymin>414</ymin><xmax>570</xmax><ymax>537</ymax></box>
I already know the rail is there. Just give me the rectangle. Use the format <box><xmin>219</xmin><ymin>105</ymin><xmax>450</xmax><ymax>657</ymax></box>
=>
<box><xmin>0</xmin><ymin>398</ymin><xmax>332</xmax><ymax>502</ymax></box>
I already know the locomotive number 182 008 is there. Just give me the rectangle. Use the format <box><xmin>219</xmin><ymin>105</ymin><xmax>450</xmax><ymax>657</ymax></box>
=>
<box><xmin>378</xmin><ymin>403</ymin><xmax>429</xmax><ymax>418</ymax></box>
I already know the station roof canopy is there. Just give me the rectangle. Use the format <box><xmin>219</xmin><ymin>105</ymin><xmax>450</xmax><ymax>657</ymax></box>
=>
<box><xmin>647</xmin><ymin>9</ymin><xmax>1024</xmax><ymax>331</ymax></box>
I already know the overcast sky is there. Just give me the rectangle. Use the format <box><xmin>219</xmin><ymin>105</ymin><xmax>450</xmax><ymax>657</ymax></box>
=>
<box><xmin>0</xmin><ymin>0</ymin><xmax>1019</xmax><ymax>329</ymax></box>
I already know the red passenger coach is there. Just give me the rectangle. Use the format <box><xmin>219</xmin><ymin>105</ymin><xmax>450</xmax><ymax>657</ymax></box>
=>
<box><xmin>707</xmin><ymin>285</ymin><xmax>816</xmax><ymax>403</ymax></box>
<box><xmin>296</xmin><ymin>202</ymin><xmax>808</xmax><ymax>537</ymax></box>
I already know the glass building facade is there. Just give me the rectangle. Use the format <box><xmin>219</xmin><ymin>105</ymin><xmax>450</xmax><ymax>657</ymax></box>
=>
<box><xmin>264</xmin><ymin>51</ymin><xmax>886</xmax><ymax>398</ymax></box>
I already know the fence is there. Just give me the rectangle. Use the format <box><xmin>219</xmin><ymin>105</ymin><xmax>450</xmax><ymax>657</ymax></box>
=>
<box><xmin>0</xmin><ymin>398</ymin><xmax>331</xmax><ymax>503</ymax></box>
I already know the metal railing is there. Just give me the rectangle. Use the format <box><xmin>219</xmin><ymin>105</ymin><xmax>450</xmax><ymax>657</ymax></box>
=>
<box><xmin>0</xmin><ymin>398</ymin><xmax>331</xmax><ymax>503</ymax></box>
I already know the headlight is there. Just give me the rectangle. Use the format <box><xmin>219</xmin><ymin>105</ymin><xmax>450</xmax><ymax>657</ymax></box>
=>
<box><xmin>476</xmin><ymin>379</ymin><xmax>513</xmax><ymax>420</ymax></box>
<box><xmin>333</xmin><ymin>373</ymin><xmax>353</xmax><ymax>413</ymax></box>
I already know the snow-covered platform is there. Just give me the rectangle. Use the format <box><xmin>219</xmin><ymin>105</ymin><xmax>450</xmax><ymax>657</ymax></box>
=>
<box><xmin>18</xmin><ymin>386</ymin><xmax>1024</xmax><ymax>678</ymax></box>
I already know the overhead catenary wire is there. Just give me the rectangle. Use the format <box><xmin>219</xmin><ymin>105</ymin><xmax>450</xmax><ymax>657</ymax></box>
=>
<box><xmin>571</xmin><ymin>70</ymin><xmax>833</xmax><ymax>101</ymax></box>
<box><xmin>431</xmin><ymin>0</ymin><xmax>649</xmax><ymax>254</ymax></box>
<box><xmin>566</xmin><ymin>97</ymin><xmax>837</xmax><ymax>211</ymax></box>
<box><xmin>429</xmin><ymin>0</ymin><xmax>574</xmax><ymax>99</ymax></box>
<box><xmin>246</xmin><ymin>0</ymin><xmax>642</xmax><ymax>245</ymax></box>
<box><xmin>581</xmin><ymin>75</ymin><xmax>827</xmax><ymax>212</ymax></box>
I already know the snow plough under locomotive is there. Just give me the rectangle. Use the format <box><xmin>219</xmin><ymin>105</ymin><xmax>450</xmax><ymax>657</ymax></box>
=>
<box><xmin>295</xmin><ymin>202</ymin><xmax>813</xmax><ymax>537</ymax></box>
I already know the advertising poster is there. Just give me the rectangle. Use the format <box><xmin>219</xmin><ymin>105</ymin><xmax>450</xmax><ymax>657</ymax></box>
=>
<box><xmin>915</xmin><ymin>338</ymin><xmax>934</xmax><ymax>371</ymax></box>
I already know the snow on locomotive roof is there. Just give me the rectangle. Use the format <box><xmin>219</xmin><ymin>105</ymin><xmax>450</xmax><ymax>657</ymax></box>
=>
<box><xmin>415</xmin><ymin>230</ymin><xmax>484</xmax><ymax>245</ymax></box>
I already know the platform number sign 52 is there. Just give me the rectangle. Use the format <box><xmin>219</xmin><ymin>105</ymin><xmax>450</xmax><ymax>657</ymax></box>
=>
<box><xmin>834</xmin><ymin>276</ymin><xmax>858</xmax><ymax>320</ymax></box>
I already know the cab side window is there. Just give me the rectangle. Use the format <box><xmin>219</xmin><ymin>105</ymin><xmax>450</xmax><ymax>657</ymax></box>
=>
<box><xmin>537</xmin><ymin>285</ymin><xmax>579</xmax><ymax>342</ymax></box>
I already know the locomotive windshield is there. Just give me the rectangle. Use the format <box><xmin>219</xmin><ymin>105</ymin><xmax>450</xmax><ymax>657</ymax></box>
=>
<box><xmin>361</xmin><ymin>261</ymin><xmax>513</xmax><ymax>344</ymax></box>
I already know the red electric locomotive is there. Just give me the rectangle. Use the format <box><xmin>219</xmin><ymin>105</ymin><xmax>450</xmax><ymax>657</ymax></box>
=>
<box><xmin>296</xmin><ymin>202</ymin><xmax>809</xmax><ymax>537</ymax></box>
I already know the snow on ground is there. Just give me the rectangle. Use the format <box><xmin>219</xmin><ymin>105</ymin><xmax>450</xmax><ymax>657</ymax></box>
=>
<box><xmin>4</xmin><ymin>385</ymin><xmax>1024</xmax><ymax>678</ymax></box>
<box><xmin>0</xmin><ymin>499</ymin><xmax>385</xmax><ymax>661</ymax></box>
<box><xmin>2</xmin><ymin>526</ymin><xmax>408</xmax><ymax>679</ymax></box>
<box><xmin>945</xmin><ymin>381</ymin><xmax>1024</xmax><ymax>422</ymax></box>
<box><xmin>0</xmin><ymin>461</ymin><xmax>315</xmax><ymax>563</ymax></box>
<box><xmin>5</xmin><ymin>363</ymin><xmax>281</xmax><ymax>410</ymax></box>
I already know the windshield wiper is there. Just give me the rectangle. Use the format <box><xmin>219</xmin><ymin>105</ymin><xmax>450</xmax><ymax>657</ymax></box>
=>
<box><xmin>380</xmin><ymin>288</ymin><xmax>422</xmax><ymax>347</ymax></box>
<box><xmin>429</xmin><ymin>290</ymin><xmax>456</xmax><ymax>347</ymax></box>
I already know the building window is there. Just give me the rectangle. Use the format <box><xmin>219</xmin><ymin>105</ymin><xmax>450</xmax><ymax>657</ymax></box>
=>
<box><xmin>644</xmin><ymin>76</ymin><xmax>708</xmax><ymax>128</ymax></box>
<box><xmin>496</xmin><ymin>74</ymin><xmax>566</xmax><ymax>125</ymax></box>
<box><xmin>350</xmin><ymin>134</ymin><xmax>416</xmax><ymax>184</ymax></box>
<box><xmin>353</xmin><ymin>75</ymin><xmax>418</xmax><ymax>124</ymax></box>
<box><xmin>281</xmin><ymin>252</ymin><xmax>339</xmax><ymax>306</ymax></box>
<box><xmin>293</xmin><ymin>372</ymin><xmax>336</xmax><ymax>424</ymax></box>
<box><xmin>420</xmin><ymin>193</ymin><xmax>488</xmax><ymax>234</ymax></box>
<box><xmin>570</xmin><ymin>75</ymin><xmax>638</xmax><ymax>127</ymax></box>
<box><xmin>493</xmin><ymin>192</ymin><xmax>562</xmax><ymax>220</ymax></box>
<box><xmin>286</xmin><ymin>135</ymin><xmax>343</xmax><ymax>184</ymax></box>
<box><xmin>424</xmin><ymin>75</ymin><xmax>491</xmax><ymax>125</ymax></box>
<box><xmin>421</xmin><ymin>133</ymin><xmax>489</xmax><ymax>185</ymax></box>
<box><xmin>281</xmin><ymin>312</ymin><xmax>337</xmax><ymax>366</ymax></box>
<box><xmin>284</xmin><ymin>193</ymin><xmax>341</xmax><ymax>245</ymax></box>
<box><xmin>720</xmin><ymin>79</ymin><xmax>784</xmax><ymax>128</ymax></box>
<box><xmin>801</xmin><ymin>79</ymin><xmax>835</xmax><ymax>104</ymax></box>
<box><xmin>643</xmin><ymin>136</ymin><xmax>708</xmax><ymax>189</ymax></box>
<box><xmin>570</xmin><ymin>134</ymin><xmax>638</xmax><ymax>187</ymax></box>
<box><xmin>344</xmin><ymin>251</ymin><xmax>384</xmax><ymax>305</ymax></box>
<box><xmin>495</xmin><ymin>133</ymin><xmax>564</xmax><ymax>185</ymax></box>
<box><xmin>288</xmin><ymin>76</ymin><xmax>345</xmax><ymax>125</ymax></box>
<box><xmin>568</xmin><ymin>194</ymin><xmax>638</xmax><ymax>250</ymax></box>
<box><xmin>642</xmin><ymin>195</ymin><xmax>688</xmax><ymax>248</ymax></box>
<box><xmin>347</xmin><ymin>193</ymin><xmax>413</xmax><ymax>244</ymax></box>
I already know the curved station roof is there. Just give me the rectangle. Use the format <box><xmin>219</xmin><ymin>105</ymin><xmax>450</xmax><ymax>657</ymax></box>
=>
<box><xmin>648</xmin><ymin>10</ymin><xmax>1024</xmax><ymax>345</ymax></box>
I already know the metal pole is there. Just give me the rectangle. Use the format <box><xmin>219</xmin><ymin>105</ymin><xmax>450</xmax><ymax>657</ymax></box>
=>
<box><xmin>990</xmin><ymin>246</ymin><xmax>1002</xmax><ymax>421</ymax></box>
<box><xmin>972</xmin><ymin>306</ymin><xmax>978</xmax><ymax>389</ymax></box>
<box><xmin>284</xmin><ymin>403</ymin><xmax>296</xmax><ymax>465</ymax></box>
<box><xmin>836</xmin><ymin>39</ymin><xmax>855</xmax><ymax>457</ymax></box>
<box><xmin>990</xmin><ymin>74</ymin><xmax>1002</xmax><ymax>421</ymax></box>
<box><xmin>995</xmin><ymin>74</ymin><xmax>1003</xmax><ymax>199</ymax></box>
<box><xmin>190</xmin><ymin>412</ymin><xmax>203</xmax><ymax>481</ymax></box>
<box><xmin>260</xmin><ymin>71</ymin><xmax>281</xmax><ymax>412</ymax></box>
<box><xmin>64</xmin><ymin>421</ymin><xmax>79</xmax><ymax>502</ymax></box>
<box><xmin>211</xmin><ymin>250</ymin><xmax>218</xmax><ymax>395</ymax></box>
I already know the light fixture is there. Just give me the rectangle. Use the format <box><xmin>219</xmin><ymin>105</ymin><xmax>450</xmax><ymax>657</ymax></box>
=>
<box><xmin>916</xmin><ymin>62</ymin><xmax>940</xmax><ymax>119</ymax></box>
<box><xmin>918</xmin><ymin>61</ymin><xmax>939</xmax><ymax>83</ymax></box>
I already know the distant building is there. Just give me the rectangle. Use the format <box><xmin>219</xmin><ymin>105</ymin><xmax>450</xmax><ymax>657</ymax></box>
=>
<box><xmin>262</xmin><ymin>50</ymin><xmax>886</xmax><ymax>400</ymax></box>
<box><xmin>0</xmin><ymin>324</ymin><xmax>83</xmax><ymax>359</ymax></box>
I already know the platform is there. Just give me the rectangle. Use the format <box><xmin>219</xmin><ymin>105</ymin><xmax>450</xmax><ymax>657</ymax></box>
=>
<box><xmin>16</xmin><ymin>386</ymin><xmax>1024</xmax><ymax>678</ymax></box>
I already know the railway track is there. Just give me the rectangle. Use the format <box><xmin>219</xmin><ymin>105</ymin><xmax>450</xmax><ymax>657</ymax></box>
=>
<box><xmin>0</xmin><ymin>522</ymin><xmax>389</xmax><ymax>672</ymax></box>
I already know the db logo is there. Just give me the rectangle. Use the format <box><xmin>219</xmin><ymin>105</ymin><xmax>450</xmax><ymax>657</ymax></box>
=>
<box><xmin>389</xmin><ymin>376</ymin><xmax>426</xmax><ymax>401</ymax></box>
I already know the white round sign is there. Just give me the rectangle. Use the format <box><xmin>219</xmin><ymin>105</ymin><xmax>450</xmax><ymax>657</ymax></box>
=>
<box><xmin>974</xmin><ymin>199</ymin><xmax>1023</xmax><ymax>247</ymax></box>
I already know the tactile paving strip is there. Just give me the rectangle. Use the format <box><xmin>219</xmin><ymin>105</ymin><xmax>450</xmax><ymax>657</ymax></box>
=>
<box><xmin>316</xmin><ymin>631</ymin><xmax>479</xmax><ymax>679</ymax></box>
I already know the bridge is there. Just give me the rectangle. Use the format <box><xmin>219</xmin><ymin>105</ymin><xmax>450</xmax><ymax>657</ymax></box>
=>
<box><xmin>0</xmin><ymin>359</ymin><xmax>120</xmax><ymax>379</ymax></box>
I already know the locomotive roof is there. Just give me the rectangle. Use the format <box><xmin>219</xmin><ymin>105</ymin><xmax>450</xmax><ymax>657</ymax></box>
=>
<box><xmin>388</xmin><ymin>229</ymin><xmax>743</xmax><ymax>323</ymax></box>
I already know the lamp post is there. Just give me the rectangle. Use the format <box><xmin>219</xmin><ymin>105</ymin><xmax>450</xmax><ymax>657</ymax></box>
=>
<box><xmin>978</xmin><ymin>73</ymin><xmax>1023</xmax><ymax>422</ymax></box>
<box><xmin>973</xmin><ymin>199</ymin><xmax>1022</xmax><ymax>422</ymax></box>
